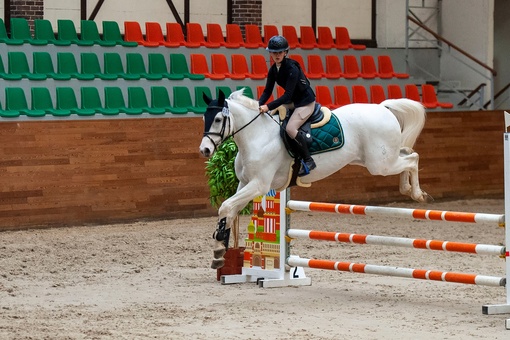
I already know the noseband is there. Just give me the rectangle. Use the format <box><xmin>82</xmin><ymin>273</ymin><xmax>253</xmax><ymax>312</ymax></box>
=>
<box><xmin>202</xmin><ymin>103</ymin><xmax>262</xmax><ymax>153</ymax></box>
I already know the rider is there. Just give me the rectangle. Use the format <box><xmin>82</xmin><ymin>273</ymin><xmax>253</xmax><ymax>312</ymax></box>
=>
<box><xmin>258</xmin><ymin>35</ymin><xmax>317</xmax><ymax>176</ymax></box>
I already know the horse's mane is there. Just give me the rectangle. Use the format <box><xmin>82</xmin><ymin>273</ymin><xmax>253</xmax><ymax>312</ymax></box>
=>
<box><xmin>228</xmin><ymin>88</ymin><xmax>259</xmax><ymax>111</ymax></box>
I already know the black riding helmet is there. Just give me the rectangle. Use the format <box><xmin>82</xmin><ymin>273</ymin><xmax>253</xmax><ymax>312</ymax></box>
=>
<box><xmin>266</xmin><ymin>35</ymin><xmax>289</xmax><ymax>52</ymax></box>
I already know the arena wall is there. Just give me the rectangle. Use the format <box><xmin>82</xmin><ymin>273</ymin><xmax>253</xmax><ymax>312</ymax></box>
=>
<box><xmin>0</xmin><ymin>110</ymin><xmax>504</xmax><ymax>231</ymax></box>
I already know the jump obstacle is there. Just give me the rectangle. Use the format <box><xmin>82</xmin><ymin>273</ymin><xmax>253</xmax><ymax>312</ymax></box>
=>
<box><xmin>221</xmin><ymin>132</ymin><xmax>510</xmax><ymax>325</ymax></box>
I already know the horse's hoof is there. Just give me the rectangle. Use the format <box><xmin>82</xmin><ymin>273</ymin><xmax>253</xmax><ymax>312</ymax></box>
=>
<box><xmin>211</xmin><ymin>258</ymin><xmax>225</xmax><ymax>269</ymax></box>
<box><xmin>213</xmin><ymin>246</ymin><xmax>226</xmax><ymax>259</ymax></box>
<box><xmin>422</xmin><ymin>192</ymin><xmax>434</xmax><ymax>203</ymax></box>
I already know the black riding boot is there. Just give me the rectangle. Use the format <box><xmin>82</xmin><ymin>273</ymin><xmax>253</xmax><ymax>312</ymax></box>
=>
<box><xmin>294</xmin><ymin>131</ymin><xmax>316</xmax><ymax>176</ymax></box>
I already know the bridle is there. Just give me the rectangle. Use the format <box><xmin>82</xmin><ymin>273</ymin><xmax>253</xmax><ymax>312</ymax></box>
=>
<box><xmin>202</xmin><ymin>102</ymin><xmax>262</xmax><ymax>153</ymax></box>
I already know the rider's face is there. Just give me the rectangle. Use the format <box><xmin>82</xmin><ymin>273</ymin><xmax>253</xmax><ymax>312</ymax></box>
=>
<box><xmin>270</xmin><ymin>51</ymin><xmax>286</xmax><ymax>64</ymax></box>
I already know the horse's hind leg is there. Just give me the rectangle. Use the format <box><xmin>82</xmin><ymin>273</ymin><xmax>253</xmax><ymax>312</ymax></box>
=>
<box><xmin>398</xmin><ymin>148</ymin><xmax>413</xmax><ymax>197</ymax></box>
<box><xmin>367</xmin><ymin>148</ymin><xmax>433</xmax><ymax>203</ymax></box>
<box><xmin>399</xmin><ymin>150</ymin><xmax>433</xmax><ymax>203</ymax></box>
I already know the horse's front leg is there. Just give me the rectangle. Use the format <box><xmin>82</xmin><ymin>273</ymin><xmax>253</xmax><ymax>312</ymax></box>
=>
<box><xmin>211</xmin><ymin>180</ymin><xmax>269</xmax><ymax>269</ymax></box>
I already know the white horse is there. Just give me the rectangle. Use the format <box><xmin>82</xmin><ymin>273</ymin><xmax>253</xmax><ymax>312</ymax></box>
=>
<box><xmin>199</xmin><ymin>89</ymin><xmax>432</xmax><ymax>269</ymax></box>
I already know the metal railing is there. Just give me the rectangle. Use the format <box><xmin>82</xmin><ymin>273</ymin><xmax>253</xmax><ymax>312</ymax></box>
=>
<box><xmin>406</xmin><ymin>10</ymin><xmax>496</xmax><ymax>110</ymax></box>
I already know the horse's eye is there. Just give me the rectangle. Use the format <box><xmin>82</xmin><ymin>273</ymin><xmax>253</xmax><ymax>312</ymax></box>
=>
<box><xmin>214</xmin><ymin>117</ymin><xmax>222</xmax><ymax>123</ymax></box>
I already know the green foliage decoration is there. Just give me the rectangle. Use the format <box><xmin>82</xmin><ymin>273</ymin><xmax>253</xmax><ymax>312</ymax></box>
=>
<box><xmin>205</xmin><ymin>138</ymin><xmax>251</xmax><ymax>215</ymax></box>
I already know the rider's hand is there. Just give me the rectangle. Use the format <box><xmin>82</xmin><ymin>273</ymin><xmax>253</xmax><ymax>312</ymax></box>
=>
<box><xmin>259</xmin><ymin>105</ymin><xmax>269</xmax><ymax>114</ymax></box>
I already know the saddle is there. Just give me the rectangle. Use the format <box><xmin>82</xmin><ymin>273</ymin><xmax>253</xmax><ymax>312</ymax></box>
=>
<box><xmin>271</xmin><ymin>104</ymin><xmax>344</xmax><ymax>189</ymax></box>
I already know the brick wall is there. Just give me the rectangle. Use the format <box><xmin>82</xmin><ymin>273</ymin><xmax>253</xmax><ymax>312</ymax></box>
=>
<box><xmin>10</xmin><ymin>0</ymin><xmax>44</xmax><ymax>32</ymax></box>
<box><xmin>231</xmin><ymin>0</ymin><xmax>262</xmax><ymax>35</ymax></box>
<box><xmin>0</xmin><ymin>110</ymin><xmax>505</xmax><ymax>231</ymax></box>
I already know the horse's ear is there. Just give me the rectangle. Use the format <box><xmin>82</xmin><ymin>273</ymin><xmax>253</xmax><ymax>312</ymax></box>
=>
<box><xmin>218</xmin><ymin>89</ymin><xmax>225</xmax><ymax>106</ymax></box>
<box><xmin>203</xmin><ymin>92</ymin><xmax>212</xmax><ymax>105</ymax></box>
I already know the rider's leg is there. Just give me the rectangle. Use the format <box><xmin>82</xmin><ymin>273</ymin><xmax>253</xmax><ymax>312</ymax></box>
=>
<box><xmin>286</xmin><ymin>102</ymin><xmax>316</xmax><ymax>176</ymax></box>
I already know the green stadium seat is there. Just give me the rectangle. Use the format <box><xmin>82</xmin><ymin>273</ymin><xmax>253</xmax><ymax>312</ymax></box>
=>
<box><xmin>105</xmin><ymin>87</ymin><xmax>142</xmax><ymax>114</ymax></box>
<box><xmin>57</xmin><ymin>52</ymin><xmax>94</xmax><ymax>80</ymax></box>
<box><xmin>150</xmin><ymin>86</ymin><xmax>187</xmax><ymax>114</ymax></box>
<box><xmin>57</xmin><ymin>19</ymin><xmax>94</xmax><ymax>46</ymax></box>
<box><xmin>104</xmin><ymin>53</ymin><xmax>140</xmax><ymax>80</ymax></box>
<box><xmin>148</xmin><ymin>53</ymin><xmax>184</xmax><ymax>80</ymax></box>
<box><xmin>169</xmin><ymin>53</ymin><xmax>205</xmax><ymax>80</ymax></box>
<box><xmin>11</xmin><ymin>18</ymin><xmax>47</xmax><ymax>45</ymax></box>
<box><xmin>80</xmin><ymin>87</ymin><xmax>119</xmax><ymax>115</ymax></box>
<box><xmin>56</xmin><ymin>87</ymin><xmax>95</xmax><ymax>116</ymax></box>
<box><xmin>34</xmin><ymin>19</ymin><xmax>71</xmax><ymax>46</ymax></box>
<box><xmin>0</xmin><ymin>18</ymin><xmax>23</xmax><ymax>45</ymax></box>
<box><xmin>128</xmin><ymin>87</ymin><xmax>166</xmax><ymax>114</ymax></box>
<box><xmin>172</xmin><ymin>86</ymin><xmax>196</xmax><ymax>113</ymax></box>
<box><xmin>102</xmin><ymin>21</ymin><xmax>138</xmax><ymax>47</ymax></box>
<box><xmin>193</xmin><ymin>86</ymin><xmax>212</xmax><ymax>114</ymax></box>
<box><xmin>81</xmin><ymin>53</ymin><xmax>117</xmax><ymax>80</ymax></box>
<box><xmin>5</xmin><ymin>87</ymin><xmax>44</xmax><ymax>117</ymax></box>
<box><xmin>81</xmin><ymin>20</ymin><xmax>116</xmax><ymax>47</ymax></box>
<box><xmin>31</xmin><ymin>87</ymin><xmax>71</xmax><ymax>116</ymax></box>
<box><xmin>126</xmin><ymin>53</ymin><xmax>162</xmax><ymax>80</ymax></box>
<box><xmin>236</xmin><ymin>86</ymin><xmax>254</xmax><ymax>99</ymax></box>
<box><xmin>33</xmin><ymin>52</ymin><xmax>71</xmax><ymax>80</ymax></box>
<box><xmin>216</xmin><ymin>86</ymin><xmax>232</xmax><ymax>98</ymax></box>
<box><xmin>8</xmin><ymin>52</ymin><xmax>47</xmax><ymax>80</ymax></box>
<box><xmin>0</xmin><ymin>55</ymin><xmax>22</xmax><ymax>80</ymax></box>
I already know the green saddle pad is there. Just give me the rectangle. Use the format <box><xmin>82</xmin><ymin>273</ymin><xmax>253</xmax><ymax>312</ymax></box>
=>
<box><xmin>310</xmin><ymin>114</ymin><xmax>344</xmax><ymax>154</ymax></box>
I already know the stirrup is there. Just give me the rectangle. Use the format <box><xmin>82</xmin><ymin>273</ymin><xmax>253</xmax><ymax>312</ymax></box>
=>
<box><xmin>298</xmin><ymin>159</ymin><xmax>316</xmax><ymax>176</ymax></box>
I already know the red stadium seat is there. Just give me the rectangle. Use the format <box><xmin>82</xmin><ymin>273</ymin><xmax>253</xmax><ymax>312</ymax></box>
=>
<box><xmin>360</xmin><ymin>55</ymin><xmax>379</xmax><ymax>79</ymax></box>
<box><xmin>263</xmin><ymin>25</ymin><xmax>279</xmax><ymax>44</ymax></box>
<box><xmin>257</xmin><ymin>85</ymin><xmax>274</xmax><ymax>102</ymax></box>
<box><xmin>231</xmin><ymin>54</ymin><xmax>251</xmax><ymax>80</ymax></box>
<box><xmin>165</xmin><ymin>23</ymin><xmax>185</xmax><ymax>47</ymax></box>
<box><xmin>369</xmin><ymin>85</ymin><xmax>386</xmax><ymax>104</ymax></box>
<box><xmin>225</xmin><ymin>24</ymin><xmax>245</xmax><ymax>48</ymax></box>
<box><xmin>190</xmin><ymin>54</ymin><xmax>225</xmax><ymax>80</ymax></box>
<box><xmin>342</xmin><ymin>55</ymin><xmax>360</xmax><ymax>79</ymax></box>
<box><xmin>377</xmin><ymin>55</ymin><xmax>409</xmax><ymax>79</ymax></box>
<box><xmin>325</xmin><ymin>55</ymin><xmax>343</xmax><ymax>79</ymax></box>
<box><xmin>352</xmin><ymin>85</ymin><xmax>369</xmax><ymax>103</ymax></box>
<box><xmin>206</xmin><ymin>23</ymin><xmax>226</xmax><ymax>48</ymax></box>
<box><xmin>145</xmin><ymin>22</ymin><xmax>175</xmax><ymax>47</ymax></box>
<box><xmin>212</xmin><ymin>54</ymin><xmax>244</xmax><ymax>79</ymax></box>
<box><xmin>250</xmin><ymin>54</ymin><xmax>269</xmax><ymax>78</ymax></box>
<box><xmin>282</xmin><ymin>25</ymin><xmax>301</xmax><ymax>48</ymax></box>
<box><xmin>317</xmin><ymin>26</ymin><xmax>335</xmax><ymax>49</ymax></box>
<box><xmin>405</xmin><ymin>84</ymin><xmax>421</xmax><ymax>102</ymax></box>
<box><xmin>186</xmin><ymin>22</ymin><xmax>208</xmax><ymax>48</ymax></box>
<box><xmin>244</xmin><ymin>24</ymin><xmax>265</xmax><ymax>48</ymax></box>
<box><xmin>300</xmin><ymin>26</ymin><xmax>318</xmax><ymax>49</ymax></box>
<box><xmin>335</xmin><ymin>26</ymin><xmax>365</xmax><ymax>50</ymax></box>
<box><xmin>333</xmin><ymin>85</ymin><xmax>351</xmax><ymax>107</ymax></box>
<box><xmin>421</xmin><ymin>84</ymin><xmax>454</xmax><ymax>109</ymax></box>
<box><xmin>315</xmin><ymin>85</ymin><xmax>338</xmax><ymax>109</ymax></box>
<box><xmin>387</xmin><ymin>84</ymin><xmax>403</xmax><ymax>99</ymax></box>
<box><xmin>307</xmin><ymin>55</ymin><xmax>326</xmax><ymax>79</ymax></box>
<box><xmin>124</xmin><ymin>21</ymin><xmax>159</xmax><ymax>47</ymax></box>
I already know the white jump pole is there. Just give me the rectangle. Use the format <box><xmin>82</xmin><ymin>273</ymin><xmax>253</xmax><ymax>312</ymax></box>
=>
<box><xmin>482</xmin><ymin>132</ymin><xmax>510</xmax><ymax>316</ymax></box>
<box><xmin>287</xmin><ymin>201</ymin><xmax>504</xmax><ymax>225</ymax></box>
<box><xmin>287</xmin><ymin>229</ymin><xmax>505</xmax><ymax>256</ymax></box>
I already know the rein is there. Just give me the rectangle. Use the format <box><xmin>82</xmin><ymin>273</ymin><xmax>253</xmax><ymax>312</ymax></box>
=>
<box><xmin>202</xmin><ymin>104</ymin><xmax>263</xmax><ymax>152</ymax></box>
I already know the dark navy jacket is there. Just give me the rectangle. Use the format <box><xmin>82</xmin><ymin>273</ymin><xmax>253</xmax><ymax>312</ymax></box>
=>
<box><xmin>258</xmin><ymin>57</ymin><xmax>316</xmax><ymax>110</ymax></box>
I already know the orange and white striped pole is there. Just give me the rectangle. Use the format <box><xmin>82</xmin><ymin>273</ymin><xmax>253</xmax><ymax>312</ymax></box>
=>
<box><xmin>287</xmin><ymin>201</ymin><xmax>504</xmax><ymax>225</ymax></box>
<box><xmin>287</xmin><ymin>256</ymin><xmax>505</xmax><ymax>287</ymax></box>
<box><xmin>287</xmin><ymin>229</ymin><xmax>506</xmax><ymax>256</ymax></box>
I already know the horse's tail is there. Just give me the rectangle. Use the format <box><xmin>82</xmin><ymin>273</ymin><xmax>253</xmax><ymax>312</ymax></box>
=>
<box><xmin>380</xmin><ymin>98</ymin><xmax>426</xmax><ymax>148</ymax></box>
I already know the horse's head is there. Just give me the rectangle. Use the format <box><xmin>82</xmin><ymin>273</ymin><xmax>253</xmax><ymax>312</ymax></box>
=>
<box><xmin>199</xmin><ymin>89</ymin><xmax>230</xmax><ymax>158</ymax></box>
